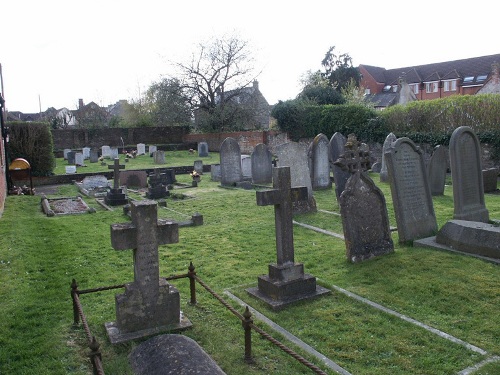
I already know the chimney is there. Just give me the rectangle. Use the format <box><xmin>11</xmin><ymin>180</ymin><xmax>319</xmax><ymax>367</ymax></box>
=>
<box><xmin>78</xmin><ymin>99</ymin><xmax>84</xmax><ymax>109</ymax></box>
<box><xmin>491</xmin><ymin>62</ymin><xmax>500</xmax><ymax>84</ymax></box>
<box><xmin>253</xmin><ymin>80</ymin><xmax>259</xmax><ymax>91</ymax></box>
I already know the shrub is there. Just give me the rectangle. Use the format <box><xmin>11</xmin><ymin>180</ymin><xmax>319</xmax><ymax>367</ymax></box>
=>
<box><xmin>7</xmin><ymin>121</ymin><xmax>55</xmax><ymax>176</ymax></box>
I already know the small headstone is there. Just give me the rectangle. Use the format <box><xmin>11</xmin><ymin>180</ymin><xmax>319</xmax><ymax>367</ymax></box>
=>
<box><xmin>246</xmin><ymin>167</ymin><xmax>329</xmax><ymax>309</ymax></box>
<box><xmin>275</xmin><ymin>141</ymin><xmax>317</xmax><ymax>214</ymax></box>
<box><xmin>330</xmin><ymin>132</ymin><xmax>351</xmax><ymax>200</ymax></box>
<box><xmin>110</xmin><ymin>147</ymin><xmax>119</xmax><ymax>160</ymax></box>
<box><xmin>371</xmin><ymin>161</ymin><xmax>381</xmax><ymax>173</ymax></box>
<box><xmin>153</xmin><ymin>150</ymin><xmax>166</xmax><ymax>164</ymax></box>
<box><xmin>137</xmin><ymin>143</ymin><xmax>146</xmax><ymax>156</ymax></box>
<box><xmin>105</xmin><ymin>200</ymin><xmax>191</xmax><ymax>344</ymax></box>
<box><xmin>67</xmin><ymin>151</ymin><xmax>76</xmax><ymax>165</ymax></box>
<box><xmin>241</xmin><ymin>155</ymin><xmax>252</xmax><ymax>179</ymax></box>
<box><xmin>193</xmin><ymin>160</ymin><xmax>203</xmax><ymax>174</ymax></box>
<box><xmin>310</xmin><ymin>133</ymin><xmax>332</xmax><ymax>190</ymax></box>
<box><xmin>129</xmin><ymin>334</ymin><xmax>226</xmax><ymax>375</ymax></box>
<box><xmin>380</xmin><ymin>132</ymin><xmax>397</xmax><ymax>182</ymax></box>
<box><xmin>63</xmin><ymin>148</ymin><xmax>72</xmax><ymax>160</ymax></box>
<box><xmin>449</xmin><ymin>126</ymin><xmax>489</xmax><ymax>222</ymax></box>
<box><xmin>483</xmin><ymin>168</ymin><xmax>499</xmax><ymax>193</ymax></box>
<box><xmin>427</xmin><ymin>145</ymin><xmax>449</xmax><ymax>196</ymax></box>
<box><xmin>211</xmin><ymin>164</ymin><xmax>221</xmax><ymax>182</ymax></box>
<box><xmin>82</xmin><ymin>147</ymin><xmax>91</xmax><ymax>160</ymax></box>
<box><xmin>220</xmin><ymin>137</ymin><xmax>243</xmax><ymax>186</ymax></box>
<box><xmin>198</xmin><ymin>142</ymin><xmax>209</xmax><ymax>157</ymax></box>
<box><xmin>101</xmin><ymin>145</ymin><xmax>111</xmax><ymax>159</ymax></box>
<box><xmin>385</xmin><ymin>137</ymin><xmax>438</xmax><ymax>243</ymax></box>
<box><xmin>120</xmin><ymin>170</ymin><xmax>148</xmax><ymax>188</ymax></box>
<box><xmin>149</xmin><ymin>145</ymin><xmax>157</xmax><ymax>156</ymax></box>
<box><xmin>251</xmin><ymin>143</ymin><xmax>273</xmax><ymax>184</ymax></box>
<box><xmin>65</xmin><ymin>165</ymin><xmax>76</xmax><ymax>174</ymax></box>
<box><xmin>75</xmin><ymin>152</ymin><xmax>85</xmax><ymax>167</ymax></box>
<box><xmin>335</xmin><ymin>134</ymin><xmax>394</xmax><ymax>262</ymax></box>
<box><xmin>89</xmin><ymin>148</ymin><xmax>99</xmax><ymax>163</ymax></box>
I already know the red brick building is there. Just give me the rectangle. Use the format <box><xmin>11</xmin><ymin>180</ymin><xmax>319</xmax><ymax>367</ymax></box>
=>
<box><xmin>359</xmin><ymin>53</ymin><xmax>500</xmax><ymax>109</ymax></box>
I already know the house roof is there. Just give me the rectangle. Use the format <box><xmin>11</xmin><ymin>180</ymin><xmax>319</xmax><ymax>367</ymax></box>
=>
<box><xmin>360</xmin><ymin>53</ymin><xmax>500</xmax><ymax>86</ymax></box>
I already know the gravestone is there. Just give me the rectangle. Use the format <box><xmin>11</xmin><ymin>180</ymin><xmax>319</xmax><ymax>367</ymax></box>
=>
<box><xmin>482</xmin><ymin>168</ymin><xmax>499</xmax><ymax>193</ymax></box>
<box><xmin>149</xmin><ymin>145</ymin><xmax>157</xmax><ymax>156</ymax></box>
<box><xmin>330</xmin><ymin>132</ymin><xmax>351</xmax><ymax>201</ymax></box>
<box><xmin>371</xmin><ymin>161</ymin><xmax>381</xmax><ymax>173</ymax></box>
<box><xmin>246</xmin><ymin>167</ymin><xmax>329</xmax><ymax>309</ymax></box>
<box><xmin>251</xmin><ymin>143</ymin><xmax>273</xmax><ymax>184</ymax></box>
<box><xmin>275</xmin><ymin>141</ymin><xmax>317</xmax><ymax>214</ymax></box>
<box><xmin>120</xmin><ymin>170</ymin><xmax>148</xmax><ymax>189</ymax></box>
<box><xmin>90</xmin><ymin>148</ymin><xmax>99</xmax><ymax>163</ymax></box>
<box><xmin>153</xmin><ymin>150</ymin><xmax>166</xmax><ymax>164</ymax></box>
<box><xmin>105</xmin><ymin>200</ymin><xmax>191</xmax><ymax>344</ymax></box>
<box><xmin>82</xmin><ymin>175</ymin><xmax>109</xmax><ymax>190</ymax></box>
<box><xmin>380</xmin><ymin>132</ymin><xmax>397</xmax><ymax>182</ymax></box>
<box><xmin>101</xmin><ymin>145</ymin><xmax>111</xmax><ymax>159</ymax></box>
<box><xmin>137</xmin><ymin>143</ymin><xmax>146</xmax><ymax>156</ymax></box>
<box><xmin>104</xmin><ymin>158</ymin><xmax>128</xmax><ymax>206</ymax></box>
<box><xmin>82</xmin><ymin>147</ymin><xmax>91</xmax><ymax>160</ymax></box>
<box><xmin>449</xmin><ymin>126</ymin><xmax>489</xmax><ymax>222</ymax></box>
<box><xmin>310</xmin><ymin>133</ymin><xmax>332</xmax><ymax>190</ymax></box>
<box><xmin>63</xmin><ymin>148</ymin><xmax>71</xmax><ymax>160</ymax></box>
<box><xmin>75</xmin><ymin>152</ymin><xmax>85</xmax><ymax>167</ymax></box>
<box><xmin>211</xmin><ymin>164</ymin><xmax>221</xmax><ymax>182</ymax></box>
<box><xmin>67</xmin><ymin>151</ymin><xmax>76</xmax><ymax>165</ymax></box>
<box><xmin>65</xmin><ymin>165</ymin><xmax>76</xmax><ymax>174</ymax></box>
<box><xmin>220</xmin><ymin>137</ymin><xmax>243</xmax><ymax>186</ymax></box>
<box><xmin>198</xmin><ymin>142</ymin><xmax>209</xmax><ymax>157</ymax></box>
<box><xmin>427</xmin><ymin>145</ymin><xmax>449</xmax><ymax>196</ymax></box>
<box><xmin>146</xmin><ymin>169</ymin><xmax>170</xmax><ymax>199</ymax></box>
<box><xmin>335</xmin><ymin>134</ymin><xmax>394</xmax><ymax>262</ymax></box>
<box><xmin>110</xmin><ymin>147</ymin><xmax>119</xmax><ymax>160</ymax></box>
<box><xmin>385</xmin><ymin>137</ymin><xmax>438</xmax><ymax>243</ymax></box>
<box><xmin>241</xmin><ymin>155</ymin><xmax>252</xmax><ymax>180</ymax></box>
<box><xmin>129</xmin><ymin>334</ymin><xmax>226</xmax><ymax>375</ymax></box>
<box><xmin>193</xmin><ymin>160</ymin><xmax>203</xmax><ymax>174</ymax></box>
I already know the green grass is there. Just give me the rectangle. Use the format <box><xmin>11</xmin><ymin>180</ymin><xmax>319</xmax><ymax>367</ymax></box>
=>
<box><xmin>1</xmin><ymin>161</ymin><xmax>499</xmax><ymax>375</ymax></box>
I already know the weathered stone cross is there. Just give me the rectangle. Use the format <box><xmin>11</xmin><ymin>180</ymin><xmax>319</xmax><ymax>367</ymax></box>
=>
<box><xmin>108</xmin><ymin>158</ymin><xmax>125</xmax><ymax>189</ymax></box>
<box><xmin>256</xmin><ymin>166</ymin><xmax>308</xmax><ymax>265</ymax></box>
<box><xmin>334</xmin><ymin>134</ymin><xmax>372</xmax><ymax>174</ymax></box>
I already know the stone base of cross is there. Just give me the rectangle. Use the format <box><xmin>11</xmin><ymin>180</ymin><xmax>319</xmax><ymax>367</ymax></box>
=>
<box><xmin>246</xmin><ymin>166</ymin><xmax>330</xmax><ymax>310</ymax></box>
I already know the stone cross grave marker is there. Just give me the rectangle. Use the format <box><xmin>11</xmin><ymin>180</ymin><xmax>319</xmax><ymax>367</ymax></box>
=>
<box><xmin>334</xmin><ymin>134</ymin><xmax>394</xmax><ymax>262</ymax></box>
<box><xmin>109</xmin><ymin>158</ymin><xmax>125</xmax><ymax>189</ymax></box>
<box><xmin>449</xmin><ymin>126</ymin><xmax>489</xmax><ymax>222</ymax></box>
<box><xmin>385</xmin><ymin>137</ymin><xmax>438</xmax><ymax>243</ymax></box>
<box><xmin>104</xmin><ymin>158</ymin><xmax>128</xmax><ymax>205</ymax></box>
<box><xmin>105</xmin><ymin>200</ymin><xmax>191</xmax><ymax>344</ymax></box>
<box><xmin>246</xmin><ymin>166</ymin><xmax>329</xmax><ymax>310</ymax></box>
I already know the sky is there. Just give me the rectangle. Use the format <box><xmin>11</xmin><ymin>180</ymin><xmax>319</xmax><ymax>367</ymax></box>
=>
<box><xmin>2</xmin><ymin>0</ymin><xmax>499</xmax><ymax>113</ymax></box>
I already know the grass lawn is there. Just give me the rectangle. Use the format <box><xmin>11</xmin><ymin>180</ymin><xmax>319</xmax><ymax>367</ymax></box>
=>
<box><xmin>1</xmin><ymin>154</ymin><xmax>499</xmax><ymax>375</ymax></box>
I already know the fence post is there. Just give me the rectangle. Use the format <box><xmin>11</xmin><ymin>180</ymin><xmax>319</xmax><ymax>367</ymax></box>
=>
<box><xmin>242</xmin><ymin>306</ymin><xmax>253</xmax><ymax>363</ymax></box>
<box><xmin>188</xmin><ymin>261</ymin><xmax>197</xmax><ymax>305</ymax></box>
<box><xmin>71</xmin><ymin>279</ymin><xmax>80</xmax><ymax>325</ymax></box>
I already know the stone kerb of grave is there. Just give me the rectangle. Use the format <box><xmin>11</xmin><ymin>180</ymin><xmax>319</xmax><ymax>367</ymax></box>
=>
<box><xmin>246</xmin><ymin>166</ymin><xmax>330</xmax><ymax>310</ymax></box>
<box><xmin>105</xmin><ymin>200</ymin><xmax>191</xmax><ymax>344</ymax></box>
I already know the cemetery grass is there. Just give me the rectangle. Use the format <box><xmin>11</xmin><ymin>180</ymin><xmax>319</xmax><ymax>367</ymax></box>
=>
<box><xmin>0</xmin><ymin>173</ymin><xmax>499</xmax><ymax>374</ymax></box>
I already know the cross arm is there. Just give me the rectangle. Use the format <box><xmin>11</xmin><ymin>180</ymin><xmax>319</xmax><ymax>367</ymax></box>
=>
<box><xmin>110</xmin><ymin>223</ymin><xmax>137</xmax><ymax>250</ymax></box>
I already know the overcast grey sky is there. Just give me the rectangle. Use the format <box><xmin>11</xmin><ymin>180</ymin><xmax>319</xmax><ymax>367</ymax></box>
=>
<box><xmin>2</xmin><ymin>0</ymin><xmax>499</xmax><ymax>113</ymax></box>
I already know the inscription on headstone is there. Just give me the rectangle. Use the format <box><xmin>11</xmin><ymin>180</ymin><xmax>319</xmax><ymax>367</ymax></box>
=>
<box><xmin>449</xmin><ymin>126</ymin><xmax>489</xmax><ymax>222</ymax></box>
<box><xmin>385</xmin><ymin>137</ymin><xmax>438</xmax><ymax>242</ymax></box>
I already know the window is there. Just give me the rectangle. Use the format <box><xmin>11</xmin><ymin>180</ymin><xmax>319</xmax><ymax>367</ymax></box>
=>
<box><xmin>443</xmin><ymin>80</ymin><xmax>457</xmax><ymax>92</ymax></box>
<box><xmin>410</xmin><ymin>84</ymin><xmax>419</xmax><ymax>94</ymax></box>
<box><xmin>476</xmin><ymin>75</ymin><xmax>488</xmax><ymax>83</ymax></box>
<box><xmin>426</xmin><ymin>82</ymin><xmax>438</xmax><ymax>93</ymax></box>
<box><xmin>392</xmin><ymin>85</ymin><xmax>398</xmax><ymax>92</ymax></box>
<box><xmin>463</xmin><ymin>76</ymin><xmax>474</xmax><ymax>84</ymax></box>
<box><xmin>364</xmin><ymin>88</ymin><xmax>371</xmax><ymax>95</ymax></box>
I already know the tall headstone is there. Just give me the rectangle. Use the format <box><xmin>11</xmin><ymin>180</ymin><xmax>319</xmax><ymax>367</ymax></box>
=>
<box><xmin>246</xmin><ymin>167</ymin><xmax>329</xmax><ymax>309</ymax></box>
<box><xmin>102</xmin><ymin>145</ymin><xmax>111</xmax><ymax>159</ymax></box>
<box><xmin>137</xmin><ymin>143</ymin><xmax>146</xmax><ymax>156</ymax></box>
<box><xmin>220</xmin><ymin>137</ymin><xmax>243</xmax><ymax>186</ymax></box>
<box><xmin>82</xmin><ymin>147</ymin><xmax>91</xmax><ymax>160</ymax></box>
<box><xmin>380</xmin><ymin>132</ymin><xmax>397</xmax><ymax>182</ymax></box>
<box><xmin>75</xmin><ymin>152</ymin><xmax>85</xmax><ymax>167</ymax></box>
<box><xmin>198</xmin><ymin>142</ymin><xmax>209</xmax><ymax>157</ymax></box>
<box><xmin>104</xmin><ymin>158</ymin><xmax>128</xmax><ymax>206</ymax></box>
<box><xmin>310</xmin><ymin>133</ymin><xmax>332</xmax><ymax>190</ymax></box>
<box><xmin>330</xmin><ymin>132</ymin><xmax>351</xmax><ymax>201</ymax></box>
<box><xmin>90</xmin><ymin>148</ymin><xmax>99</xmax><ymax>163</ymax></box>
<box><xmin>449</xmin><ymin>126</ymin><xmax>489</xmax><ymax>222</ymax></box>
<box><xmin>427</xmin><ymin>145</ymin><xmax>449</xmax><ymax>196</ymax></box>
<box><xmin>105</xmin><ymin>200</ymin><xmax>191</xmax><ymax>344</ymax></box>
<box><xmin>251</xmin><ymin>143</ymin><xmax>273</xmax><ymax>184</ymax></box>
<box><xmin>67</xmin><ymin>151</ymin><xmax>76</xmax><ymax>165</ymax></box>
<box><xmin>385</xmin><ymin>137</ymin><xmax>438</xmax><ymax>243</ymax></box>
<box><xmin>153</xmin><ymin>150</ymin><xmax>166</xmax><ymax>164</ymax></box>
<box><xmin>335</xmin><ymin>134</ymin><xmax>394</xmax><ymax>262</ymax></box>
<box><xmin>275</xmin><ymin>141</ymin><xmax>317</xmax><ymax>214</ymax></box>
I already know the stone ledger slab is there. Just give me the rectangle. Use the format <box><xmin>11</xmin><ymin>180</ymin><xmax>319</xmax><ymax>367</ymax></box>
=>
<box><xmin>129</xmin><ymin>334</ymin><xmax>226</xmax><ymax>375</ymax></box>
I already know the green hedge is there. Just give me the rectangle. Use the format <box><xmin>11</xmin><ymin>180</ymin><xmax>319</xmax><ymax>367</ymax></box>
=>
<box><xmin>7</xmin><ymin>121</ymin><xmax>55</xmax><ymax>176</ymax></box>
